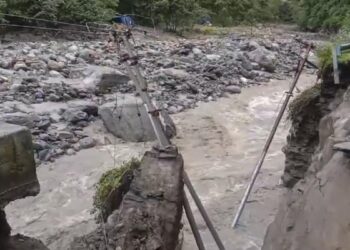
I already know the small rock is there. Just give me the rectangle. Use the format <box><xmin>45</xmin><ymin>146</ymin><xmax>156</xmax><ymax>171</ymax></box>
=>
<box><xmin>225</xmin><ymin>86</ymin><xmax>241</xmax><ymax>94</ymax></box>
<box><xmin>240</xmin><ymin>77</ymin><xmax>248</xmax><ymax>84</ymax></box>
<box><xmin>33</xmin><ymin>140</ymin><xmax>50</xmax><ymax>151</ymax></box>
<box><xmin>73</xmin><ymin>144</ymin><xmax>80</xmax><ymax>151</ymax></box>
<box><xmin>248</xmin><ymin>41</ymin><xmax>260</xmax><ymax>50</ymax></box>
<box><xmin>57</xmin><ymin>131</ymin><xmax>74</xmax><ymax>140</ymax></box>
<box><xmin>79</xmin><ymin>137</ymin><xmax>96</xmax><ymax>149</ymax></box>
<box><xmin>62</xmin><ymin>109</ymin><xmax>88</xmax><ymax>123</ymax></box>
<box><xmin>50</xmin><ymin>113</ymin><xmax>61</xmax><ymax>123</ymax></box>
<box><xmin>0</xmin><ymin>59</ymin><xmax>14</xmax><ymax>69</ymax></box>
<box><xmin>48</xmin><ymin>60</ymin><xmax>65</xmax><ymax>71</ymax></box>
<box><xmin>66</xmin><ymin>148</ymin><xmax>76</xmax><ymax>155</ymax></box>
<box><xmin>49</xmin><ymin>70</ymin><xmax>62</xmax><ymax>77</ymax></box>
<box><xmin>206</xmin><ymin>54</ymin><xmax>221</xmax><ymax>61</ymax></box>
<box><xmin>55</xmin><ymin>148</ymin><xmax>65</xmax><ymax>156</ymax></box>
<box><xmin>192</xmin><ymin>48</ymin><xmax>203</xmax><ymax>55</ymax></box>
<box><xmin>38</xmin><ymin>149</ymin><xmax>52</xmax><ymax>161</ymax></box>
<box><xmin>79</xmin><ymin>49</ymin><xmax>95</xmax><ymax>61</ymax></box>
<box><xmin>48</xmin><ymin>94</ymin><xmax>61</xmax><ymax>102</ymax></box>
<box><xmin>36</xmin><ymin>119</ymin><xmax>51</xmax><ymax>130</ymax></box>
<box><xmin>68</xmin><ymin>45</ymin><xmax>79</xmax><ymax>53</ymax></box>
<box><xmin>13</xmin><ymin>61</ymin><xmax>28</xmax><ymax>71</ymax></box>
<box><xmin>162</xmin><ymin>68</ymin><xmax>190</xmax><ymax>79</ymax></box>
<box><xmin>39</xmin><ymin>133</ymin><xmax>50</xmax><ymax>140</ymax></box>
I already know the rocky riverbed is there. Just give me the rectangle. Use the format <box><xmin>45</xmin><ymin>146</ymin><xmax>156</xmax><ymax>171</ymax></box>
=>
<box><xmin>1</xmin><ymin>26</ymin><xmax>324</xmax><ymax>250</ymax></box>
<box><xmin>0</xmin><ymin>28</ymin><xmax>316</xmax><ymax>164</ymax></box>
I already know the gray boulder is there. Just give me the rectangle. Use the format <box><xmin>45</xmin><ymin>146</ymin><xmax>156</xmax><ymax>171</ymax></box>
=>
<box><xmin>79</xmin><ymin>137</ymin><xmax>96</xmax><ymax>149</ymax></box>
<box><xmin>0</xmin><ymin>112</ymin><xmax>35</xmax><ymax>128</ymax></box>
<box><xmin>225</xmin><ymin>86</ymin><xmax>242</xmax><ymax>94</ymax></box>
<box><xmin>99</xmin><ymin>101</ymin><xmax>157</xmax><ymax>142</ymax></box>
<box><xmin>62</xmin><ymin>109</ymin><xmax>88</xmax><ymax>124</ymax></box>
<box><xmin>83</xmin><ymin>66</ymin><xmax>130</xmax><ymax>93</ymax></box>
<box><xmin>248</xmin><ymin>47</ymin><xmax>277</xmax><ymax>72</ymax></box>
<box><xmin>161</xmin><ymin>68</ymin><xmax>190</xmax><ymax>79</ymax></box>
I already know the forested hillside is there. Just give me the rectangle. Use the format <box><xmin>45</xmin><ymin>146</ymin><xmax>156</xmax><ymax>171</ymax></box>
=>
<box><xmin>0</xmin><ymin>0</ymin><xmax>349</xmax><ymax>32</ymax></box>
<box><xmin>294</xmin><ymin>0</ymin><xmax>350</xmax><ymax>31</ymax></box>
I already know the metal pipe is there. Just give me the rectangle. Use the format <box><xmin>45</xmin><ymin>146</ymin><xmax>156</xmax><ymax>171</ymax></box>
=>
<box><xmin>183</xmin><ymin>192</ymin><xmax>206</xmax><ymax>250</ymax></box>
<box><xmin>118</xmin><ymin>30</ymin><xmax>225</xmax><ymax>249</ymax></box>
<box><xmin>231</xmin><ymin>44</ymin><xmax>313</xmax><ymax>228</ymax></box>
<box><xmin>184</xmin><ymin>172</ymin><xmax>226</xmax><ymax>250</ymax></box>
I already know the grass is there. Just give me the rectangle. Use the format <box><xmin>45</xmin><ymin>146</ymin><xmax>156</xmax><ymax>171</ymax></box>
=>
<box><xmin>317</xmin><ymin>43</ymin><xmax>350</xmax><ymax>71</ymax></box>
<box><xmin>288</xmin><ymin>84</ymin><xmax>321</xmax><ymax>122</ymax></box>
<box><xmin>92</xmin><ymin>157</ymin><xmax>141</xmax><ymax>216</ymax></box>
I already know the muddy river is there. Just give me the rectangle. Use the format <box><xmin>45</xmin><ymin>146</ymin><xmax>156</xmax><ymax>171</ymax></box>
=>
<box><xmin>6</xmin><ymin>74</ymin><xmax>315</xmax><ymax>250</ymax></box>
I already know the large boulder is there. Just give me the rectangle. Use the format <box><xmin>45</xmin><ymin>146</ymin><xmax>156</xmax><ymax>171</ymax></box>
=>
<box><xmin>0</xmin><ymin>123</ymin><xmax>39</xmax><ymax>207</ymax></box>
<box><xmin>248</xmin><ymin>47</ymin><xmax>277</xmax><ymax>72</ymax></box>
<box><xmin>99</xmin><ymin>100</ymin><xmax>157</xmax><ymax>142</ymax></box>
<box><xmin>0</xmin><ymin>113</ymin><xmax>35</xmax><ymax>129</ymax></box>
<box><xmin>83</xmin><ymin>66</ymin><xmax>130</xmax><ymax>94</ymax></box>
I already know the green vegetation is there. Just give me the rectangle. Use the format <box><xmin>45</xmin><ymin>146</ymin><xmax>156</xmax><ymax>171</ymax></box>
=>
<box><xmin>0</xmin><ymin>0</ymin><xmax>118</xmax><ymax>23</ymax></box>
<box><xmin>316</xmin><ymin>43</ymin><xmax>350</xmax><ymax>72</ymax></box>
<box><xmin>92</xmin><ymin>157</ymin><xmax>140</xmax><ymax>216</ymax></box>
<box><xmin>292</xmin><ymin>0</ymin><xmax>350</xmax><ymax>32</ymax></box>
<box><xmin>288</xmin><ymin>84</ymin><xmax>321</xmax><ymax>122</ymax></box>
<box><xmin>120</xmin><ymin>0</ymin><xmax>294</xmax><ymax>30</ymax></box>
<box><xmin>0</xmin><ymin>0</ymin><xmax>295</xmax><ymax>31</ymax></box>
<box><xmin>1</xmin><ymin>0</ymin><xmax>347</xmax><ymax>33</ymax></box>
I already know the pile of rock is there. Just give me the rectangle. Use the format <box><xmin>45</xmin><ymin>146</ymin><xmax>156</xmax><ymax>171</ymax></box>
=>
<box><xmin>0</xmin><ymin>31</ymin><xmax>312</xmax><ymax>162</ymax></box>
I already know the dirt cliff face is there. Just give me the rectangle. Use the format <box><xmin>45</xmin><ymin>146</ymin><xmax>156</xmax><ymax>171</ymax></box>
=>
<box><xmin>262</xmin><ymin>82</ymin><xmax>350</xmax><ymax>250</ymax></box>
<box><xmin>281</xmin><ymin>82</ymin><xmax>340</xmax><ymax>187</ymax></box>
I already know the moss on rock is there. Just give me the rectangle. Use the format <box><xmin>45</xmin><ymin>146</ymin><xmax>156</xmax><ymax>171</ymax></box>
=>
<box><xmin>92</xmin><ymin>157</ymin><xmax>140</xmax><ymax>218</ymax></box>
<box><xmin>288</xmin><ymin>84</ymin><xmax>321</xmax><ymax>122</ymax></box>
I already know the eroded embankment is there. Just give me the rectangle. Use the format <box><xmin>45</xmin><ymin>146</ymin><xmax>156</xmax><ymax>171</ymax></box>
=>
<box><xmin>263</xmin><ymin>69</ymin><xmax>350</xmax><ymax>249</ymax></box>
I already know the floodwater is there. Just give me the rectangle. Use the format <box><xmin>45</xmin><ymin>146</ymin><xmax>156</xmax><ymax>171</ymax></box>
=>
<box><xmin>174</xmin><ymin>74</ymin><xmax>315</xmax><ymax>250</ymax></box>
<box><xmin>6</xmin><ymin>74</ymin><xmax>315</xmax><ymax>250</ymax></box>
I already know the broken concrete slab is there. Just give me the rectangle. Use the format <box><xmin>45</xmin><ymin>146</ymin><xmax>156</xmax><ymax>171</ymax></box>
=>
<box><xmin>69</xmin><ymin>147</ymin><xmax>184</xmax><ymax>250</ymax></box>
<box><xmin>99</xmin><ymin>100</ymin><xmax>157</xmax><ymax>142</ymax></box>
<box><xmin>0</xmin><ymin>123</ymin><xmax>39</xmax><ymax>207</ymax></box>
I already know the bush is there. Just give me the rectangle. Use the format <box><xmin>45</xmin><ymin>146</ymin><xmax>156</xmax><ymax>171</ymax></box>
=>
<box><xmin>1</xmin><ymin>0</ymin><xmax>118</xmax><ymax>24</ymax></box>
<box><xmin>288</xmin><ymin>84</ymin><xmax>321</xmax><ymax>122</ymax></box>
<box><xmin>92</xmin><ymin>157</ymin><xmax>140</xmax><ymax>217</ymax></box>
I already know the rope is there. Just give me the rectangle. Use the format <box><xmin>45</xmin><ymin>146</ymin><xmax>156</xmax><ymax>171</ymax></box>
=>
<box><xmin>0</xmin><ymin>23</ymin><xmax>109</xmax><ymax>35</ymax></box>
<box><xmin>0</xmin><ymin>13</ymin><xmax>109</xmax><ymax>32</ymax></box>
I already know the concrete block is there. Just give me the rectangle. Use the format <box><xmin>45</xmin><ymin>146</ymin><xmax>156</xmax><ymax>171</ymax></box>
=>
<box><xmin>0</xmin><ymin>123</ymin><xmax>39</xmax><ymax>207</ymax></box>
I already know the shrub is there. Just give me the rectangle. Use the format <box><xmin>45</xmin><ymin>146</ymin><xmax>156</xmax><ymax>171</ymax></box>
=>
<box><xmin>92</xmin><ymin>157</ymin><xmax>140</xmax><ymax>217</ymax></box>
<box><xmin>288</xmin><ymin>84</ymin><xmax>321</xmax><ymax>122</ymax></box>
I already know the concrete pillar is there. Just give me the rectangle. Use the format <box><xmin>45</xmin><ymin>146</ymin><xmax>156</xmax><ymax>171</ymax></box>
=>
<box><xmin>0</xmin><ymin>123</ymin><xmax>40</xmax><ymax>207</ymax></box>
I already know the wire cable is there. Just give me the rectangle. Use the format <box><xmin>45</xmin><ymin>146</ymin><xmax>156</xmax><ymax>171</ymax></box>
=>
<box><xmin>0</xmin><ymin>23</ymin><xmax>109</xmax><ymax>35</ymax></box>
<box><xmin>0</xmin><ymin>13</ymin><xmax>108</xmax><ymax>31</ymax></box>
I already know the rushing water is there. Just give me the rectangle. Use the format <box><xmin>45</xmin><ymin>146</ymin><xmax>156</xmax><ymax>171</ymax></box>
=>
<box><xmin>6</xmin><ymin>74</ymin><xmax>315</xmax><ymax>250</ymax></box>
<box><xmin>174</xmin><ymin>74</ymin><xmax>315</xmax><ymax>250</ymax></box>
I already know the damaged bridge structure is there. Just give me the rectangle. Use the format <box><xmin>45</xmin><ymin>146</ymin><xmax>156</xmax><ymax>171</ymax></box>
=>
<box><xmin>0</xmin><ymin>18</ymin><xmax>316</xmax><ymax>250</ymax></box>
<box><xmin>70</xmin><ymin>28</ymin><xmax>226</xmax><ymax>250</ymax></box>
